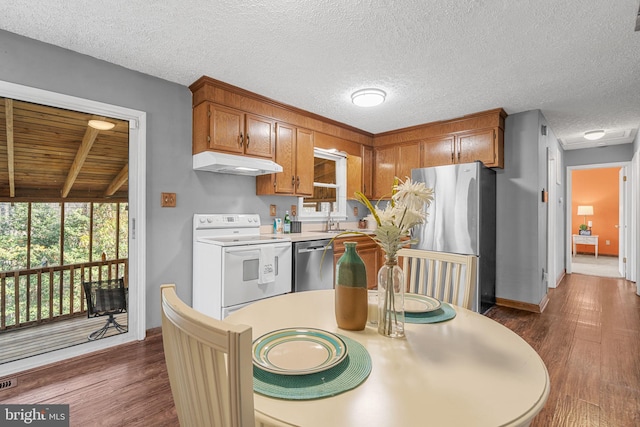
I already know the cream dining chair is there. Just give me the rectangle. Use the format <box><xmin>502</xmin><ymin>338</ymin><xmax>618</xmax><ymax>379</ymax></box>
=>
<box><xmin>160</xmin><ymin>284</ymin><xmax>255</xmax><ymax>427</ymax></box>
<box><xmin>398</xmin><ymin>248</ymin><xmax>477</xmax><ymax>310</ymax></box>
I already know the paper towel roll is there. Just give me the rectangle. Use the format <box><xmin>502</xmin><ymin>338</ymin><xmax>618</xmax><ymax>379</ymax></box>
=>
<box><xmin>365</xmin><ymin>214</ymin><xmax>377</xmax><ymax>231</ymax></box>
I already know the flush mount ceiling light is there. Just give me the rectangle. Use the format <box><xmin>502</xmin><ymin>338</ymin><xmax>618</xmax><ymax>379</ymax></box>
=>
<box><xmin>351</xmin><ymin>88</ymin><xmax>386</xmax><ymax>107</ymax></box>
<box><xmin>583</xmin><ymin>129</ymin><xmax>605</xmax><ymax>140</ymax></box>
<box><xmin>88</xmin><ymin>119</ymin><xmax>115</xmax><ymax>130</ymax></box>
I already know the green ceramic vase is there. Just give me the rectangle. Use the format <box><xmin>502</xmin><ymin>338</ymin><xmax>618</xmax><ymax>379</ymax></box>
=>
<box><xmin>335</xmin><ymin>242</ymin><xmax>368</xmax><ymax>331</ymax></box>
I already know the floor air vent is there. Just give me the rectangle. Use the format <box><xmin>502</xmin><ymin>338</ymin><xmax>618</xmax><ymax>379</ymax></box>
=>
<box><xmin>0</xmin><ymin>377</ymin><xmax>17</xmax><ymax>391</ymax></box>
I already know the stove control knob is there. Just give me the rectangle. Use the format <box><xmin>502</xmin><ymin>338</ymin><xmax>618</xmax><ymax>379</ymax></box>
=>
<box><xmin>207</xmin><ymin>217</ymin><xmax>213</xmax><ymax>223</ymax></box>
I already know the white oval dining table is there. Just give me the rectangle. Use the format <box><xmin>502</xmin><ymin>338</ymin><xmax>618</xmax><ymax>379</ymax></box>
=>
<box><xmin>226</xmin><ymin>290</ymin><xmax>550</xmax><ymax>427</ymax></box>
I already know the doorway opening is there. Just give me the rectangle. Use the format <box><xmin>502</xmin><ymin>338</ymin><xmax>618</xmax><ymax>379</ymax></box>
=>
<box><xmin>0</xmin><ymin>80</ymin><xmax>146</xmax><ymax>376</ymax></box>
<box><xmin>567</xmin><ymin>164</ymin><xmax>628</xmax><ymax>279</ymax></box>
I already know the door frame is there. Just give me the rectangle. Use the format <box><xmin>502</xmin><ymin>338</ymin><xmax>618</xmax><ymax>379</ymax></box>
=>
<box><xmin>0</xmin><ymin>80</ymin><xmax>146</xmax><ymax>376</ymax></box>
<box><xmin>547</xmin><ymin>147</ymin><xmax>557</xmax><ymax>288</ymax></box>
<box><xmin>565</xmin><ymin>161</ymin><xmax>630</xmax><ymax>277</ymax></box>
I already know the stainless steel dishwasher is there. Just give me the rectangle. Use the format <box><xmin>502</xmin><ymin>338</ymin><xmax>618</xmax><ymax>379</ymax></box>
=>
<box><xmin>293</xmin><ymin>239</ymin><xmax>334</xmax><ymax>292</ymax></box>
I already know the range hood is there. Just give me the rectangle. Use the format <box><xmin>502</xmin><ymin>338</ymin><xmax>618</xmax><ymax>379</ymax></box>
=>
<box><xmin>193</xmin><ymin>151</ymin><xmax>283</xmax><ymax>176</ymax></box>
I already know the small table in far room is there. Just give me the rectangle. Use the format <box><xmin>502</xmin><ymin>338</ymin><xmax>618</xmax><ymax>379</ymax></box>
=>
<box><xmin>573</xmin><ymin>234</ymin><xmax>599</xmax><ymax>258</ymax></box>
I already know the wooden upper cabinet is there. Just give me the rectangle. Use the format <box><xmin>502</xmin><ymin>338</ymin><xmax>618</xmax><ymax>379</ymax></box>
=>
<box><xmin>456</xmin><ymin>128</ymin><xmax>501</xmax><ymax>167</ymax></box>
<box><xmin>362</xmin><ymin>145</ymin><xmax>373</xmax><ymax>199</ymax></box>
<box><xmin>374</xmin><ymin>108</ymin><xmax>506</xmax><ymax>171</ymax></box>
<box><xmin>422</xmin><ymin>135</ymin><xmax>455</xmax><ymax>167</ymax></box>
<box><xmin>209</xmin><ymin>104</ymin><xmax>244</xmax><ymax>154</ymax></box>
<box><xmin>256</xmin><ymin>123</ymin><xmax>313</xmax><ymax>196</ymax></box>
<box><xmin>372</xmin><ymin>141</ymin><xmax>420</xmax><ymax>199</ymax></box>
<box><xmin>193</xmin><ymin>102</ymin><xmax>274</xmax><ymax>159</ymax></box>
<box><xmin>245</xmin><ymin>113</ymin><xmax>275</xmax><ymax>158</ymax></box>
<box><xmin>421</xmin><ymin>129</ymin><xmax>502</xmax><ymax>168</ymax></box>
<box><xmin>373</xmin><ymin>145</ymin><xmax>396</xmax><ymax>199</ymax></box>
<box><xmin>274</xmin><ymin>123</ymin><xmax>296</xmax><ymax>194</ymax></box>
<box><xmin>396</xmin><ymin>141</ymin><xmax>421</xmax><ymax>182</ymax></box>
<box><xmin>347</xmin><ymin>155</ymin><xmax>363</xmax><ymax>200</ymax></box>
<box><xmin>295</xmin><ymin>127</ymin><xmax>314</xmax><ymax>196</ymax></box>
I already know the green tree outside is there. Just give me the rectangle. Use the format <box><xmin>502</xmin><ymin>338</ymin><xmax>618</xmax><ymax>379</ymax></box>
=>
<box><xmin>0</xmin><ymin>202</ymin><xmax>128</xmax><ymax>328</ymax></box>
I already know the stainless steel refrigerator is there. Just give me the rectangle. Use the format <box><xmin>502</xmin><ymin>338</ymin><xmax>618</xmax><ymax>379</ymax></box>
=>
<box><xmin>411</xmin><ymin>161</ymin><xmax>496</xmax><ymax>313</ymax></box>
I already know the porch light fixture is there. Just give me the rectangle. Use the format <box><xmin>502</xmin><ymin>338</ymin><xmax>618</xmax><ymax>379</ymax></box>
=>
<box><xmin>88</xmin><ymin>119</ymin><xmax>116</xmax><ymax>130</ymax></box>
<box><xmin>583</xmin><ymin>130</ymin><xmax>605</xmax><ymax>140</ymax></box>
<box><xmin>351</xmin><ymin>88</ymin><xmax>386</xmax><ymax>107</ymax></box>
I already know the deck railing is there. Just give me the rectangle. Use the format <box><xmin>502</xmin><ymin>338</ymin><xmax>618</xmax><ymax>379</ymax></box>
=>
<box><xmin>0</xmin><ymin>259</ymin><xmax>128</xmax><ymax>331</ymax></box>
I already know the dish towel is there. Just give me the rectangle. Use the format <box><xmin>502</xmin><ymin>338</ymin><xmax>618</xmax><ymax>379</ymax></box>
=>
<box><xmin>258</xmin><ymin>245</ymin><xmax>276</xmax><ymax>284</ymax></box>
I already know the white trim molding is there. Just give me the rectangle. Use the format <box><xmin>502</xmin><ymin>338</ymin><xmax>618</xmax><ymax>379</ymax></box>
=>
<box><xmin>0</xmin><ymin>80</ymin><xmax>146</xmax><ymax>376</ymax></box>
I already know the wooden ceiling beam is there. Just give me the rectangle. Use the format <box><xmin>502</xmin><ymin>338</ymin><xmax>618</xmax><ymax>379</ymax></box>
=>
<box><xmin>104</xmin><ymin>163</ymin><xmax>128</xmax><ymax>197</ymax></box>
<box><xmin>5</xmin><ymin>98</ymin><xmax>15</xmax><ymax>197</ymax></box>
<box><xmin>61</xmin><ymin>125</ymin><xmax>100</xmax><ymax>198</ymax></box>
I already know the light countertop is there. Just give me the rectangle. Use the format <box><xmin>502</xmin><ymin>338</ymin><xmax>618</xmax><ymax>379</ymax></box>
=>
<box><xmin>260</xmin><ymin>221</ymin><xmax>375</xmax><ymax>242</ymax></box>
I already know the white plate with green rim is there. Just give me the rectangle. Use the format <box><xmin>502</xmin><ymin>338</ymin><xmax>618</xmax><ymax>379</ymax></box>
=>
<box><xmin>404</xmin><ymin>294</ymin><xmax>442</xmax><ymax>313</ymax></box>
<box><xmin>252</xmin><ymin>328</ymin><xmax>348</xmax><ymax>375</ymax></box>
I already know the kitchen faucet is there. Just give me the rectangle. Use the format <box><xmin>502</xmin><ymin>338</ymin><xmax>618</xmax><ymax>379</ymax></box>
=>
<box><xmin>326</xmin><ymin>213</ymin><xmax>335</xmax><ymax>231</ymax></box>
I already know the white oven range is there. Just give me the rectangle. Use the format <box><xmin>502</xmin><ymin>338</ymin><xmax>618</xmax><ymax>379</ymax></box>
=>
<box><xmin>192</xmin><ymin>214</ymin><xmax>292</xmax><ymax>319</ymax></box>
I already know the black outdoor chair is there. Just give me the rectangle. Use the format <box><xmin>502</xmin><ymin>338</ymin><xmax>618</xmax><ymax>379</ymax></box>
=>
<box><xmin>83</xmin><ymin>278</ymin><xmax>128</xmax><ymax>340</ymax></box>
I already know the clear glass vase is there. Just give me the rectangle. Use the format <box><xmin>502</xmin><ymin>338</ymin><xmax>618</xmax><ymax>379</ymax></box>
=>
<box><xmin>377</xmin><ymin>256</ymin><xmax>405</xmax><ymax>338</ymax></box>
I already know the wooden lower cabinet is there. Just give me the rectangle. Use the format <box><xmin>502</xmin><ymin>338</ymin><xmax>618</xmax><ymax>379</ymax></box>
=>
<box><xmin>333</xmin><ymin>235</ymin><xmax>380</xmax><ymax>290</ymax></box>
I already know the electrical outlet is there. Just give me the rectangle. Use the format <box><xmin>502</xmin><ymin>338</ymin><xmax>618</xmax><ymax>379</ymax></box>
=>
<box><xmin>353</xmin><ymin>206</ymin><xmax>359</xmax><ymax>217</ymax></box>
<box><xmin>270</xmin><ymin>204</ymin><xmax>277</xmax><ymax>216</ymax></box>
<box><xmin>290</xmin><ymin>205</ymin><xmax>297</xmax><ymax>217</ymax></box>
<box><xmin>606</xmin><ymin>240</ymin><xmax>610</xmax><ymax>245</ymax></box>
<box><xmin>161</xmin><ymin>192</ymin><xmax>176</xmax><ymax>207</ymax></box>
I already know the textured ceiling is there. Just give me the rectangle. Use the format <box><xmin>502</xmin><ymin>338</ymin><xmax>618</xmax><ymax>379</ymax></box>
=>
<box><xmin>1</xmin><ymin>0</ymin><xmax>639</xmax><ymax>150</ymax></box>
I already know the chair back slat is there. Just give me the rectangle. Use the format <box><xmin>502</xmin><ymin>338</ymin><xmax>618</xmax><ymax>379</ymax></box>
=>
<box><xmin>399</xmin><ymin>248</ymin><xmax>477</xmax><ymax>310</ymax></box>
<box><xmin>161</xmin><ymin>284</ymin><xmax>254</xmax><ymax>427</ymax></box>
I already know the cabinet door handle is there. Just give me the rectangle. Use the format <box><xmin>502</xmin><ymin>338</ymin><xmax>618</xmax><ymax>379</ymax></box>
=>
<box><xmin>296</xmin><ymin>176</ymin><xmax>300</xmax><ymax>188</ymax></box>
<box><xmin>291</xmin><ymin>176</ymin><xmax>295</xmax><ymax>186</ymax></box>
<box><xmin>239</xmin><ymin>132</ymin><xmax>244</xmax><ymax>147</ymax></box>
<box><xmin>246</xmin><ymin>133</ymin><xmax>250</xmax><ymax>148</ymax></box>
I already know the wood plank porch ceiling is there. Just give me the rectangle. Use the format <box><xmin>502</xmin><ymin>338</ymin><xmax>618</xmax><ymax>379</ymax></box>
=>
<box><xmin>0</xmin><ymin>97</ymin><xmax>129</xmax><ymax>203</ymax></box>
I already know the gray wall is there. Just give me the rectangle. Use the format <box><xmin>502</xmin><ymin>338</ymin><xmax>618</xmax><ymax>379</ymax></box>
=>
<box><xmin>496</xmin><ymin>110</ymin><xmax>549</xmax><ymax>305</ymax></box>
<box><xmin>0</xmin><ymin>30</ymin><xmax>362</xmax><ymax>329</ymax></box>
<box><xmin>565</xmin><ymin>144</ymin><xmax>634</xmax><ymax>166</ymax></box>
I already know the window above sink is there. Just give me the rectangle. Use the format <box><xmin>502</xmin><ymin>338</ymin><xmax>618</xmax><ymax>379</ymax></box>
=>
<box><xmin>297</xmin><ymin>148</ymin><xmax>347</xmax><ymax>221</ymax></box>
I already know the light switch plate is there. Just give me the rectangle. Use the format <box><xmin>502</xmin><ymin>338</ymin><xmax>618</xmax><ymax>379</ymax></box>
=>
<box><xmin>353</xmin><ymin>206</ymin><xmax>358</xmax><ymax>216</ymax></box>
<box><xmin>291</xmin><ymin>205</ymin><xmax>297</xmax><ymax>217</ymax></box>
<box><xmin>270</xmin><ymin>204</ymin><xmax>277</xmax><ymax>216</ymax></box>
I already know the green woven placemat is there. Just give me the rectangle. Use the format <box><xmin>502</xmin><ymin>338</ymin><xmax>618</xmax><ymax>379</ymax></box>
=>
<box><xmin>405</xmin><ymin>302</ymin><xmax>456</xmax><ymax>324</ymax></box>
<box><xmin>253</xmin><ymin>335</ymin><xmax>371</xmax><ymax>400</ymax></box>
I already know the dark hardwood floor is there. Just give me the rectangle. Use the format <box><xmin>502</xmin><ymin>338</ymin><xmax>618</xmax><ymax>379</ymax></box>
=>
<box><xmin>1</xmin><ymin>273</ymin><xmax>639</xmax><ymax>426</ymax></box>
<box><xmin>486</xmin><ymin>273</ymin><xmax>640</xmax><ymax>427</ymax></box>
